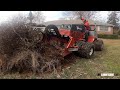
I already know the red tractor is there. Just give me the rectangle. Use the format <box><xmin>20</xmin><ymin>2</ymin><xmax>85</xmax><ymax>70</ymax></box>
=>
<box><xmin>31</xmin><ymin>17</ymin><xmax>104</xmax><ymax>59</ymax></box>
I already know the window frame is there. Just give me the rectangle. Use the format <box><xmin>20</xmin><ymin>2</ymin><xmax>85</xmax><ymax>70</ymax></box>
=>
<box><xmin>100</xmin><ymin>26</ymin><xmax>108</xmax><ymax>31</ymax></box>
<box><xmin>56</xmin><ymin>24</ymin><xmax>72</xmax><ymax>30</ymax></box>
<box><xmin>71</xmin><ymin>24</ymin><xmax>85</xmax><ymax>31</ymax></box>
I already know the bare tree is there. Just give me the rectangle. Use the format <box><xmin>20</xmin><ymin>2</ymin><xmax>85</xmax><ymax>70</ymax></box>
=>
<box><xmin>7</xmin><ymin>11</ymin><xmax>45</xmax><ymax>25</ymax></box>
<box><xmin>0</xmin><ymin>12</ymin><xmax>62</xmax><ymax>73</ymax></box>
<box><xmin>74</xmin><ymin>11</ymin><xmax>95</xmax><ymax>19</ymax></box>
<box><xmin>62</xmin><ymin>11</ymin><xmax>98</xmax><ymax>20</ymax></box>
<box><xmin>8</xmin><ymin>12</ymin><xmax>28</xmax><ymax>26</ymax></box>
<box><xmin>32</xmin><ymin>11</ymin><xmax>45</xmax><ymax>24</ymax></box>
<box><xmin>62</xmin><ymin>11</ymin><xmax>76</xmax><ymax>20</ymax></box>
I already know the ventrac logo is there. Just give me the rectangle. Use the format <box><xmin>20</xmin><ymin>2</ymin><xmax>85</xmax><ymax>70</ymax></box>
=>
<box><xmin>97</xmin><ymin>73</ymin><xmax>119</xmax><ymax>76</ymax></box>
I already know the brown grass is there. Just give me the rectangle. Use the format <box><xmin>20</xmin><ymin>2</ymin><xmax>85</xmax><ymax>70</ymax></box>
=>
<box><xmin>0</xmin><ymin>38</ymin><xmax>120</xmax><ymax>79</ymax></box>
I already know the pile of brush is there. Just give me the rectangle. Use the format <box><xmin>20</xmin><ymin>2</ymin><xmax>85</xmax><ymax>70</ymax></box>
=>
<box><xmin>0</xmin><ymin>22</ymin><xmax>63</xmax><ymax>74</ymax></box>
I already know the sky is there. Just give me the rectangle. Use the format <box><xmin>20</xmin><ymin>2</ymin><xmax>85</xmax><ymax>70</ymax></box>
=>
<box><xmin>42</xmin><ymin>11</ymin><xmax>63</xmax><ymax>21</ymax></box>
<box><xmin>0</xmin><ymin>11</ymin><xmax>108</xmax><ymax>23</ymax></box>
<box><xmin>95</xmin><ymin>11</ymin><xmax>108</xmax><ymax>22</ymax></box>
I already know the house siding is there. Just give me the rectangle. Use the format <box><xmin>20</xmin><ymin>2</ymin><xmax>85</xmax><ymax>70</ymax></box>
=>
<box><xmin>96</xmin><ymin>26</ymin><xmax>100</xmax><ymax>31</ymax></box>
<box><xmin>96</xmin><ymin>26</ymin><xmax>113</xmax><ymax>35</ymax></box>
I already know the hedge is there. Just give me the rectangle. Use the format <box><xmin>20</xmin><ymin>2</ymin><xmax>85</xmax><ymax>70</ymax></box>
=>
<box><xmin>118</xmin><ymin>31</ymin><xmax>120</xmax><ymax>35</ymax></box>
<box><xmin>98</xmin><ymin>34</ymin><xmax>119</xmax><ymax>39</ymax></box>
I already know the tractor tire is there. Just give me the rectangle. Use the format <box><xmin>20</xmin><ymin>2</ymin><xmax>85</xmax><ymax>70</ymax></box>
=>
<box><xmin>44</xmin><ymin>24</ymin><xmax>61</xmax><ymax>38</ymax></box>
<box><xmin>94</xmin><ymin>39</ymin><xmax>104</xmax><ymax>51</ymax></box>
<box><xmin>76</xmin><ymin>42</ymin><xmax>95</xmax><ymax>59</ymax></box>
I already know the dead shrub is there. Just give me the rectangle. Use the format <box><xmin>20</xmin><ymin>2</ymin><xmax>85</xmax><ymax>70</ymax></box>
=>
<box><xmin>0</xmin><ymin>22</ymin><xmax>63</xmax><ymax>74</ymax></box>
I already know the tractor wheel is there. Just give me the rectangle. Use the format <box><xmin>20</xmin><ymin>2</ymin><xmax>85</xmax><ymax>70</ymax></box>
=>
<box><xmin>44</xmin><ymin>24</ymin><xmax>61</xmax><ymax>37</ymax></box>
<box><xmin>94</xmin><ymin>39</ymin><xmax>104</xmax><ymax>51</ymax></box>
<box><xmin>76</xmin><ymin>42</ymin><xmax>95</xmax><ymax>59</ymax></box>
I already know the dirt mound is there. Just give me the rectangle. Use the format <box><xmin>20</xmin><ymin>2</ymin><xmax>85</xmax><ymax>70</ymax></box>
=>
<box><xmin>0</xmin><ymin>23</ymin><xmax>63</xmax><ymax>73</ymax></box>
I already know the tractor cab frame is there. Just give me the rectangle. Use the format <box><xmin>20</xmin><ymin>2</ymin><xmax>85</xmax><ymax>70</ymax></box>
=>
<box><xmin>57</xmin><ymin>24</ymin><xmax>98</xmax><ymax>42</ymax></box>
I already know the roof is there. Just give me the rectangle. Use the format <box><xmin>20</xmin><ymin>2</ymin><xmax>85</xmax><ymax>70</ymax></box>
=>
<box><xmin>94</xmin><ymin>21</ymin><xmax>114</xmax><ymax>26</ymax></box>
<box><xmin>42</xmin><ymin>19</ymin><xmax>114</xmax><ymax>27</ymax></box>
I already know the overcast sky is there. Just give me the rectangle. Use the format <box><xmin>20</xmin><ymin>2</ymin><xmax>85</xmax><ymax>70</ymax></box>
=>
<box><xmin>0</xmin><ymin>11</ymin><xmax>108</xmax><ymax>23</ymax></box>
<box><xmin>42</xmin><ymin>11</ymin><xmax>63</xmax><ymax>21</ymax></box>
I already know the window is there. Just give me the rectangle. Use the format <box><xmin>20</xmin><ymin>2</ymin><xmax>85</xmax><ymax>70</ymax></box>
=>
<box><xmin>56</xmin><ymin>25</ymin><xmax>61</xmax><ymax>29</ymax></box>
<box><xmin>100</xmin><ymin>26</ymin><xmax>108</xmax><ymax>31</ymax></box>
<box><xmin>57</xmin><ymin>24</ymin><xmax>71</xmax><ymax>30</ymax></box>
<box><xmin>71</xmin><ymin>24</ymin><xmax>85</xmax><ymax>31</ymax></box>
<box><xmin>76</xmin><ymin>26</ymin><xmax>83</xmax><ymax>30</ymax></box>
<box><xmin>90</xmin><ymin>25</ymin><xmax>95</xmax><ymax>30</ymax></box>
<box><xmin>65</xmin><ymin>25</ymin><xmax>71</xmax><ymax>29</ymax></box>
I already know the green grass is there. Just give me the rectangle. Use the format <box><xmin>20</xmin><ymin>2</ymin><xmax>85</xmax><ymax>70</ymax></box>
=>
<box><xmin>0</xmin><ymin>39</ymin><xmax>120</xmax><ymax>79</ymax></box>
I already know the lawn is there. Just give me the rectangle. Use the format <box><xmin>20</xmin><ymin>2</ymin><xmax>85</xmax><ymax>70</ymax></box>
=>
<box><xmin>0</xmin><ymin>39</ymin><xmax>120</xmax><ymax>79</ymax></box>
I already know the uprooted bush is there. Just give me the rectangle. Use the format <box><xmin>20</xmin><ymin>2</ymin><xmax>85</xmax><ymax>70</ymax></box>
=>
<box><xmin>0</xmin><ymin>22</ymin><xmax>63</xmax><ymax>73</ymax></box>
